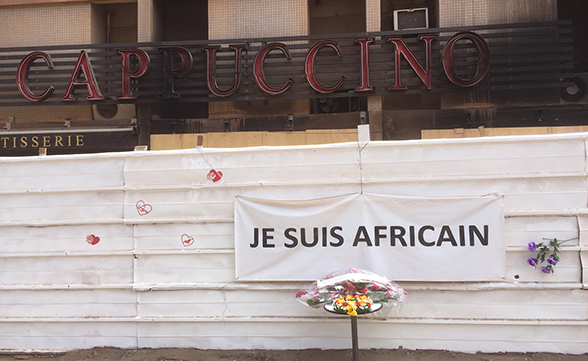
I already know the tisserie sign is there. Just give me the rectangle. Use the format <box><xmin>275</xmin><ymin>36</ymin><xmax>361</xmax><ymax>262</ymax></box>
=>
<box><xmin>16</xmin><ymin>31</ymin><xmax>489</xmax><ymax>102</ymax></box>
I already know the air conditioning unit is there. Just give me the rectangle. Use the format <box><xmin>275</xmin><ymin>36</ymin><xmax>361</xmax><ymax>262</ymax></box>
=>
<box><xmin>560</xmin><ymin>73</ymin><xmax>588</xmax><ymax>104</ymax></box>
<box><xmin>394</xmin><ymin>8</ymin><xmax>429</xmax><ymax>30</ymax></box>
<box><xmin>92</xmin><ymin>104</ymin><xmax>136</xmax><ymax>121</ymax></box>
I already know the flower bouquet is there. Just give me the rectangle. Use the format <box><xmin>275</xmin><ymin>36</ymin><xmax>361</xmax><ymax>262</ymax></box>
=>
<box><xmin>295</xmin><ymin>268</ymin><xmax>406</xmax><ymax>315</ymax></box>
<box><xmin>333</xmin><ymin>295</ymin><xmax>373</xmax><ymax>316</ymax></box>
<box><xmin>526</xmin><ymin>237</ymin><xmax>576</xmax><ymax>274</ymax></box>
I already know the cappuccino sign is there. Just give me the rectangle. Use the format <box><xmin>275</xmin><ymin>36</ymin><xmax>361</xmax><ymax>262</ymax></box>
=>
<box><xmin>16</xmin><ymin>32</ymin><xmax>489</xmax><ymax>103</ymax></box>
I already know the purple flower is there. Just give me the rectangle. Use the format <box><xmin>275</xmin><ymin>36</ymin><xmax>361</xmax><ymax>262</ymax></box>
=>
<box><xmin>547</xmin><ymin>257</ymin><xmax>557</xmax><ymax>266</ymax></box>
<box><xmin>527</xmin><ymin>242</ymin><xmax>537</xmax><ymax>252</ymax></box>
<box><xmin>541</xmin><ymin>267</ymin><xmax>551</xmax><ymax>274</ymax></box>
<box><xmin>527</xmin><ymin>257</ymin><xmax>538</xmax><ymax>267</ymax></box>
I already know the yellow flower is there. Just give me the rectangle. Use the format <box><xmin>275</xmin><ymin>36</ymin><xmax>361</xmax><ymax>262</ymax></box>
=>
<box><xmin>333</xmin><ymin>294</ymin><xmax>373</xmax><ymax>315</ymax></box>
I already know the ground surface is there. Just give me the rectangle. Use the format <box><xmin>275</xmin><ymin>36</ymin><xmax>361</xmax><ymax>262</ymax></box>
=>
<box><xmin>0</xmin><ymin>349</ymin><xmax>587</xmax><ymax>361</ymax></box>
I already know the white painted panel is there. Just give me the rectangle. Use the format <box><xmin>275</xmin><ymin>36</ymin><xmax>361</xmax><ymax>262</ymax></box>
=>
<box><xmin>362</xmin><ymin>177</ymin><xmax>587</xmax><ymax>210</ymax></box>
<box><xmin>505</xmin><ymin>216</ymin><xmax>579</xmax><ymax>247</ymax></box>
<box><xmin>363</xmin><ymin>322</ymin><xmax>588</xmax><ymax>354</ymax></box>
<box><xmin>500</xmin><ymin>177</ymin><xmax>588</xmax><ymax>210</ymax></box>
<box><xmin>137</xmin><ymin>287</ymin><xmax>588</xmax><ymax>320</ymax></box>
<box><xmin>137</xmin><ymin>319</ymin><xmax>588</xmax><ymax>353</ymax></box>
<box><xmin>505</xmin><ymin>249</ymin><xmax>580</xmax><ymax>283</ymax></box>
<box><xmin>398</xmin><ymin>289</ymin><xmax>588</xmax><ymax>320</ymax></box>
<box><xmin>134</xmin><ymin>253</ymin><xmax>235</xmax><ymax>285</ymax></box>
<box><xmin>0</xmin><ymin>289</ymin><xmax>136</xmax><ymax>318</ymax></box>
<box><xmin>0</xmin><ymin>156</ymin><xmax>125</xmax><ymax>191</ymax></box>
<box><xmin>0</xmin><ymin>191</ymin><xmax>124</xmax><ymax>223</ymax></box>
<box><xmin>124</xmin><ymin>187</ymin><xmax>363</xmax><ymax>224</ymax></box>
<box><xmin>230</xmin><ymin>184</ymin><xmax>362</xmax><ymax>201</ymax></box>
<box><xmin>0</xmin><ymin>224</ymin><xmax>133</xmax><ymax>253</ymax></box>
<box><xmin>137</xmin><ymin>320</ymin><xmax>354</xmax><ymax>350</ymax></box>
<box><xmin>0</xmin><ymin>256</ymin><xmax>133</xmax><ymax>286</ymax></box>
<box><xmin>361</xmin><ymin>157</ymin><xmax>586</xmax><ymax>180</ymax></box>
<box><xmin>124</xmin><ymin>190</ymin><xmax>234</xmax><ymax>223</ymax></box>
<box><xmin>124</xmin><ymin>145</ymin><xmax>361</xmax><ymax>187</ymax></box>
<box><xmin>134</xmin><ymin>223</ymin><xmax>234</xmax><ymax>250</ymax></box>
<box><xmin>360</xmin><ymin>137</ymin><xmax>586</xmax><ymax>179</ymax></box>
<box><xmin>138</xmin><ymin>289</ymin><xmax>319</xmax><ymax>318</ymax></box>
<box><xmin>0</xmin><ymin>321</ymin><xmax>136</xmax><ymax>350</ymax></box>
<box><xmin>124</xmin><ymin>152</ymin><xmax>215</xmax><ymax>186</ymax></box>
<box><xmin>3</xmin><ymin>134</ymin><xmax>588</xmax><ymax>353</ymax></box>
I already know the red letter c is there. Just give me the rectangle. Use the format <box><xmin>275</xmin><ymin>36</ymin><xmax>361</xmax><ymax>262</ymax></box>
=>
<box><xmin>17</xmin><ymin>51</ymin><xmax>55</xmax><ymax>101</ymax></box>
<box><xmin>254</xmin><ymin>43</ymin><xmax>293</xmax><ymax>95</ymax></box>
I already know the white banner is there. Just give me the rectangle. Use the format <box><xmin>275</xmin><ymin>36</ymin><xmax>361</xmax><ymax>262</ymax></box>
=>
<box><xmin>235</xmin><ymin>193</ymin><xmax>505</xmax><ymax>281</ymax></box>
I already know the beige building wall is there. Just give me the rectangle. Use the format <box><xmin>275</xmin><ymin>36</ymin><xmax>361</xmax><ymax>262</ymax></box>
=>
<box><xmin>137</xmin><ymin>0</ymin><xmax>164</xmax><ymax>42</ymax></box>
<box><xmin>439</xmin><ymin>0</ymin><xmax>557</xmax><ymax>27</ymax></box>
<box><xmin>208</xmin><ymin>0</ymin><xmax>310</xmax><ymax>118</ymax></box>
<box><xmin>209</xmin><ymin>0</ymin><xmax>307</xmax><ymax>40</ymax></box>
<box><xmin>365</xmin><ymin>0</ymin><xmax>380</xmax><ymax>32</ymax></box>
<box><xmin>0</xmin><ymin>2</ymin><xmax>93</xmax><ymax>47</ymax></box>
<box><xmin>0</xmin><ymin>2</ymin><xmax>97</xmax><ymax>124</ymax></box>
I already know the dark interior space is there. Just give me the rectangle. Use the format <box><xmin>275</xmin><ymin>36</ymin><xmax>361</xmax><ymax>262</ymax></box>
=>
<box><xmin>558</xmin><ymin>0</ymin><xmax>588</xmax><ymax>72</ymax></box>
<box><xmin>308</xmin><ymin>0</ymin><xmax>366</xmax><ymax>35</ymax></box>
<box><xmin>151</xmin><ymin>0</ymin><xmax>209</xmax><ymax>120</ymax></box>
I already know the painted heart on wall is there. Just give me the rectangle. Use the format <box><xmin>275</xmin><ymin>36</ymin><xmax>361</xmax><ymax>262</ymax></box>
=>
<box><xmin>86</xmin><ymin>234</ymin><xmax>100</xmax><ymax>245</ymax></box>
<box><xmin>136</xmin><ymin>200</ymin><xmax>153</xmax><ymax>216</ymax></box>
<box><xmin>181</xmin><ymin>234</ymin><xmax>195</xmax><ymax>247</ymax></box>
<box><xmin>207</xmin><ymin>169</ymin><xmax>223</xmax><ymax>183</ymax></box>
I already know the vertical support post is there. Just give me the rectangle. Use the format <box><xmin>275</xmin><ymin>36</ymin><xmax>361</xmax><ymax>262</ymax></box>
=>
<box><xmin>367</xmin><ymin>96</ymin><xmax>383</xmax><ymax>140</ymax></box>
<box><xmin>578</xmin><ymin>215</ymin><xmax>588</xmax><ymax>289</ymax></box>
<box><xmin>137</xmin><ymin>0</ymin><xmax>163</xmax><ymax>149</ymax></box>
<box><xmin>365</xmin><ymin>0</ymin><xmax>383</xmax><ymax>141</ymax></box>
<box><xmin>136</xmin><ymin>104</ymin><xmax>151</xmax><ymax>148</ymax></box>
<box><xmin>351</xmin><ymin>316</ymin><xmax>359</xmax><ymax>361</ymax></box>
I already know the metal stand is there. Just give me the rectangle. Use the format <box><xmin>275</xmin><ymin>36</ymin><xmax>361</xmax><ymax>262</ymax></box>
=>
<box><xmin>324</xmin><ymin>302</ymin><xmax>382</xmax><ymax>361</ymax></box>
<box><xmin>350</xmin><ymin>315</ymin><xmax>359</xmax><ymax>361</ymax></box>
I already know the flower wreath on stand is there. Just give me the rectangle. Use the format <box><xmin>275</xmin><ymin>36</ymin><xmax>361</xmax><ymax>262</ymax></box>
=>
<box><xmin>526</xmin><ymin>237</ymin><xmax>576</xmax><ymax>274</ymax></box>
<box><xmin>295</xmin><ymin>268</ymin><xmax>406</xmax><ymax>316</ymax></box>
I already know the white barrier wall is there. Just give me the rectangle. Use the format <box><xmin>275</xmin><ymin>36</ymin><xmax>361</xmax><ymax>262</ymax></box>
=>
<box><xmin>1</xmin><ymin>133</ymin><xmax>587</xmax><ymax>353</ymax></box>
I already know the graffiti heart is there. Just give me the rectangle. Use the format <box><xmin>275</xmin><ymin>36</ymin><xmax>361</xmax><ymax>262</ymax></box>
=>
<box><xmin>181</xmin><ymin>234</ymin><xmax>195</xmax><ymax>247</ymax></box>
<box><xmin>207</xmin><ymin>169</ymin><xmax>223</xmax><ymax>183</ymax></box>
<box><xmin>136</xmin><ymin>200</ymin><xmax>153</xmax><ymax>216</ymax></box>
<box><xmin>86</xmin><ymin>234</ymin><xmax>100</xmax><ymax>245</ymax></box>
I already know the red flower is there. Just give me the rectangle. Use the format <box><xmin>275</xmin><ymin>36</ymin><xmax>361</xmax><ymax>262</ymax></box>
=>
<box><xmin>344</xmin><ymin>281</ymin><xmax>356</xmax><ymax>290</ymax></box>
<box><xmin>295</xmin><ymin>290</ymin><xmax>308</xmax><ymax>298</ymax></box>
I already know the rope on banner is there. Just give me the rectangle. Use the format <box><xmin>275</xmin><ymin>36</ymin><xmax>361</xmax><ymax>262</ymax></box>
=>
<box><xmin>357</xmin><ymin>124</ymin><xmax>371</xmax><ymax>195</ymax></box>
<box><xmin>196</xmin><ymin>140</ymin><xmax>231</xmax><ymax>189</ymax></box>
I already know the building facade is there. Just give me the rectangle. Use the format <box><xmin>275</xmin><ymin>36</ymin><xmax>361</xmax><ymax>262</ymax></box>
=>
<box><xmin>0</xmin><ymin>0</ymin><xmax>586</xmax><ymax>155</ymax></box>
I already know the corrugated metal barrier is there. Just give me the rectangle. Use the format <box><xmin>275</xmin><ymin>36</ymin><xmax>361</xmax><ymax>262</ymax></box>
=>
<box><xmin>0</xmin><ymin>131</ymin><xmax>587</xmax><ymax>352</ymax></box>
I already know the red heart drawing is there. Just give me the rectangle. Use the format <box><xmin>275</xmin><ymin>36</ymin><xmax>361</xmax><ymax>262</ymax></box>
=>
<box><xmin>181</xmin><ymin>234</ymin><xmax>195</xmax><ymax>247</ymax></box>
<box><xmin>206</xmin><ymin>169</ymin><xmax>223</xmax><ymax>183</ymax></box>
<box><xmin>86</xmin><ymin>234</ymin><xmax>100</xmax><ymax>246</ymax></box>
<box><xmin>136</xmin><ymin>200</ymin><xmax>152</xmax><ymax>216</ymax></box>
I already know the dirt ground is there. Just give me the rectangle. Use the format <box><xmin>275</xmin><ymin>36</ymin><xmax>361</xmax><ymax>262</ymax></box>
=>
<box><xmin>0</xmin><ymin>348</ymin><xmax>586</xmax><ymax>361</ymax></box>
